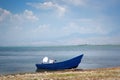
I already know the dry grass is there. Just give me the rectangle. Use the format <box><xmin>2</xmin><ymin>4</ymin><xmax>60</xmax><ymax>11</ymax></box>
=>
<box><xmin>0</xmin><ymin>67</ymin><xmax>120</xmax><ymax>80</ymax></box>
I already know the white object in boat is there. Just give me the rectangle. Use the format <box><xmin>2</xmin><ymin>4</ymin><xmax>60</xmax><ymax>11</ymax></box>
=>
<box><xmin>49</xmin><ymin>59</ymin><xmax>54</xmax><ymax>63</ymax></box>
<box><xmin>42</xmin><ymin>57</ymin><xmax>48</xmax><ymax>63</ymax></box>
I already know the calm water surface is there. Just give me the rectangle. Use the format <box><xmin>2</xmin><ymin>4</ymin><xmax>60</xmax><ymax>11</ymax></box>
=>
<box><xmin>0</xmin><ymin>45</ymin><xmax>120</xmax><ymax>74</ymax></box>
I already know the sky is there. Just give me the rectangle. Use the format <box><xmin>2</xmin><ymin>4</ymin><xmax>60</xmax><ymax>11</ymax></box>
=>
<box><xmin>0</xmin><ymin>0</ymin><xmax>120</xmax><ymax>46</ymax></box>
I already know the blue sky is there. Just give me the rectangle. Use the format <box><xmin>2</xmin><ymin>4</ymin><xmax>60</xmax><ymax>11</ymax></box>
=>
<box><xmin>0</xmin><ymin>0</ymin><xmax>120</xmax><ymax>46</ymax></box>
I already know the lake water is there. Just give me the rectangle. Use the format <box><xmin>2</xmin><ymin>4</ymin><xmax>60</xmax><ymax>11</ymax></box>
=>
<box><xmin>0</xmin><ymin>45</ymin><xmax>120</xmax><ymax>74</ymax></box>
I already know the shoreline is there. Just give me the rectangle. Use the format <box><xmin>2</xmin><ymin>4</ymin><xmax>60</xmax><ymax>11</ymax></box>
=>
<box><xmin>0</xmin><ymin>67</ymin><xmax>120</xmax><ymax>80</ymax></box>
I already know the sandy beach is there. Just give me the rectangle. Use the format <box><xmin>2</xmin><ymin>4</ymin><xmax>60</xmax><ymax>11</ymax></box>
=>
<box><xmin>0</xmin><ymin>67</ymin><xmax>120</xmax><ymax>80</ymax></box>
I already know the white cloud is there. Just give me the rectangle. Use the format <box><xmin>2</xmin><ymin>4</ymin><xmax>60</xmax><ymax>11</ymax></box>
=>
<box><xmin>31</xmin><ymin>24</ymin><xmax>66</xmax><ymax>39</ymax></box>
<box><xmin>33</xmin><ymin>24</ymin><xmax>50</xmax><ymax>33</ymax></box>
<box><xmin>0</xmin><ymin>8</ymin><xmax>11</xmax><ymax>22</ymax></box>
<box><xmin>31</xmin><ymin>18</ymin><xmax>112</xmax><ymax>40</ymax></box>
<box><xmin>27</xmin><ymin>2</ymin><xmax>53</xmax><ymax>9</ymax></box>
<box><xmin>23</xmin><ymin>10</ymin><xmax>39</xmax><ymax>21</ymax></box>
<box><xmin>62</xmin><ymin>0</ymin><xmax>86</xmax><ymax>6</ymax></box>
<box><xmin>61</xmin><ymin>19</ymin><xmax>111</xmax><ymax>35</ymax></box>
<box><xmin>27</xmin><ymin>1</ymin><xmax>66</xmax><ymax>17</ymax></box>
<box><xmin>0</xmin><ymin>8</ymin><xmax>40</xmax><ymax>42</ymax></box>
<box><xmin>0</xmin><ymin>8</ymin><xmax>39</xmax><ymax>29</ymax></box>
<box><xmin>0</xmin><ymin>8</ymin><xmax>38</xmax><ymax>24</ymax></box>
<box><xmin>28</xmin><ymin>18</ymin><xmax>112</xmax><ymax>43</ymax></box>
<box><xmin>12</xmin><ymin>9</ymin><xmax>39</xmax><ymax>24</ymax></box>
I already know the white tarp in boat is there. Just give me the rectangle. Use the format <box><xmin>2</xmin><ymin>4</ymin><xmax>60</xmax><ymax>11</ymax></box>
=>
<box><xmin>42</xmin><ymin>57</ymin><xmax>48</xmax><ymax>63</ymax></box>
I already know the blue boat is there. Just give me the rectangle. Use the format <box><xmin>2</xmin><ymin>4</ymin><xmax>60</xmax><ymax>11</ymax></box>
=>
<box><xmin>36</xmin><ymin>54</ymin><xmax>84</xmax><ymax>70</ymax></box>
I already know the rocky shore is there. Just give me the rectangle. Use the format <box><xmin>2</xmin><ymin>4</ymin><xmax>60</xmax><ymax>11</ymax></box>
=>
<box><xmin>0</xmin><ymin>67</ymin><xmax>120</xmax><ymax>80</ymax></box>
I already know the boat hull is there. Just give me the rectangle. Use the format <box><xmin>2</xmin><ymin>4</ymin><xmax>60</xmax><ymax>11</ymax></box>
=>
<box><xmin>36</xmin><ymin>54</ymin><xmax>83</xmax><ymax>70</ymax></box>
